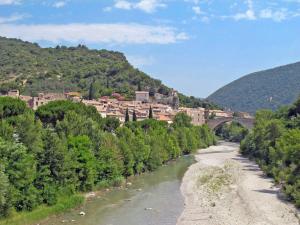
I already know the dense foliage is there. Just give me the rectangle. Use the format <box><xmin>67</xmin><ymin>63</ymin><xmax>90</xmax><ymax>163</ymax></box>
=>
<box><xmin>240</xmin><ymin>99</ymin><xmax>300</xmax><ymax>207</ymax></box>
<box><xmin>215</xmin><ymin>121</ymin><xmax>249</xmax><ymax>142</ymax></box>
<box><xmin>0</xmin><ymin>97</ymin><xmax>216</xmax><ymax>218</ymax></box>
<box><xmin>208</xmin><ymin>62</ymin><xmax>300</xmax><ymax>113</ymax></box>
<box><xmin>0</xmin><ymin>36</ymin><xmax>216</xmax><ymax>108</ymax></box>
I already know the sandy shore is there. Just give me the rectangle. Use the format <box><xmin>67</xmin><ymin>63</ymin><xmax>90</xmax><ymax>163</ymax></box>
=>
<box><xmin>177</xmin><ymin>142</ymin><xmax>300</xmax><ymax>225</ymax></box>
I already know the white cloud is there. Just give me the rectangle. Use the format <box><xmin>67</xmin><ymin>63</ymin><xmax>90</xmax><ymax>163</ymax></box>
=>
<box><xmin>0</xmin><ymin>23</ymin><xmax>189</xmax><ymax>45</ymax></box>
<box><xmin>259</xmin><ymin>8</ymin><xmax>287</xmax><ymax>22</ymax></box>
<box><xmin>114</xmin><ymin>0</ymin><xmax>166</xmax><ymax>13</ymax></box>
<box><xmin>233</xmin><ymin>0</ymin><xmax>256</xmax><ymax>21</ymax></box>
<box><xmin>0</xmin><ymin>0</ymin><xmax>20</xmax><ymax>5</ymax></box>
<box><xmin>115</xmin><ymin>0</ymin><xmax>132</xmax><ymax>10</ymax></box>
<box><xmin>192</xmin><ymin>6</ymin><xmax>202</xmax><ymax>15</ymax></box>
<box><xmin>0</xmin><ymin>13</ymin><xmax>26</xmax><ymax>23</ymax></box>
<box><xmin>233</xmin><ymin>9</ymin><xmax>256</xmax><ymax>20</ymax></box>
<box><xmin>135</xmin><ymin>0</ymin><xmax>166</xmax><ymax>13</ymax></box>
<box><xmin>53</xmin><ymin>1</ymin><xmax>67</xmax><ymax>8</ymax></box>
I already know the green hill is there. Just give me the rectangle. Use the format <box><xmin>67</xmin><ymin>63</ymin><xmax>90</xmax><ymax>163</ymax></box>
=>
<box><xmin>0</xmin><ymin>36</ymin><xmax>216</xmax><ymax>109</ymax></box>
<box><xmin>207</xmin><ymin>62</ymin><xmax>300</xmax><ymax>113</ymax></box>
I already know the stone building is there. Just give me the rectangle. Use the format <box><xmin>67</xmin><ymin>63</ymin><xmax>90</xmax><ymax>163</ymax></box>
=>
<box><xmin>136</xmin><ymin>89</ymin><xmax>179</xmax><ymax>109</ymax></box>
<box><xmin>180</xmin><ymin>107</ymin><xmax>206</xmax><ymax>126</ymax></box>
<box><xmin>135</xmin><ymin>91</ymin><xmax>150</xmax><ymax>103</ymax></box>
<box><xmin>30</xmin><ymin>93</ymin><xmax>66</xmax><ymax>110</ymax></box>
<box><xmin>7</xmin><ymin>90</ymin><xmax>20</xmax><ymax>98</ymax></box>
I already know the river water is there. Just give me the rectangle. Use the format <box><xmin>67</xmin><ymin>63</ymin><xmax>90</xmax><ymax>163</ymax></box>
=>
<box><xmin>43</xmin><ymin>155</ymin><xmax>194</xmax><ymax>225</ymax></box>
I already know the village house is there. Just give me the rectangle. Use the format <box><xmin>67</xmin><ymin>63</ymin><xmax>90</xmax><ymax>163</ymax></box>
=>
<box><xmin>179</xmin><ymin>107</ymin><xmax>206</xmax><ymax>126</ymax></box>
<box><xmin>3</xmin><ymin>89</ymin><xmax>243</xmax><ymax>125</ymax></box>
<box><xmin>7</xmin><ymin>90</ymin><xmax>20</xmax><ymax>98</ymax></box>
<box><xmin>30</xmin><ymin>93</ymin><xmax>66</xmax><ymax>110</ymax></box>
<box><xmin>135</xmin><ymin>91</ymin><xmax>149</xmax><ymax>103</ymax></box>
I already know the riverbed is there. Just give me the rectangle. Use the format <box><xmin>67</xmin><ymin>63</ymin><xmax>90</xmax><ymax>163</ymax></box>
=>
<box><xmin>178</xmin><ymin>142</ymin><xmax>299</xmax><ymax>225</ymax></box>
<box><xmin>42</xmin><ymin>155</ymin><xmax>194</xmax><ymax>225</ymax></box>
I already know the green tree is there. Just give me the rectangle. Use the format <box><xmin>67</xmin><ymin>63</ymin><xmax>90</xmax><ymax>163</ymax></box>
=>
<box><xmin>68</xmin><ymin>136</ymin><xmax>96</xmax><ymax>191</ymax></box>
<box><xmin>0</xmin><ymin>120</ymin><xmax>13</xmax><ymax>141</ymax></box>
<box><xmin>95</xmin><ymin>134</ymin><xmax>124</xmax><ymax>185</ymax></box>
<box><xmin>103</xmin><ymin>117</ymin><xmax>120</xmax><ymax>132</ymax></box>
<box><xmin>15</xmin><ymin>112</ymin><xmax>44</xmax><ymax>154</ymax></box>
<box><xmin>41</xmin><ymin>130</ymin><xmax>71</xmax><ymax>187</ymax></box>
<box><xmin>173</xmin><ymin>112</ymin><xmax>192</xmax><ymax>128</ymax></box>
<box><xmin>0</xmin><ymin>138</ymin><xmax>38</xmax><ymax>211</ymax></box>
<box><xmin>176</xmin><ymin>128</ymin><xmax>188</xmax><ymax>153</ymax></box>
<box><xmin>88</xmin><ymin>79</ymin><xmax>99</xmax><ymax>100</ymax></box>
<box><xmin>0</xmin><ymin>165</ymin><xmax>10</xmax><ymax>217</ymax></box>
<box><xmin>36</xmin><ymin>100</ymin><xmax>102</xmax><ymax>125</ymax></box>
<box><xmin>137</xmin><ymin>82</ymin><xmax>142</xmax><ymax>91</ymax></box>
<box><xmin>116</xmin><ymin>126</ymin><xmax>135</xmax><ymax>176</ymax></box>
<box><xmin>149</xmin><ymin>106</ymin><xmax>153</xmax><ymax>119</ymax></box>
<box><xmin>0</xmin><ymin>97</ymin><xmax>27</xmax><ymax>119</ymax></box>
<box><xmin>125</xmin><ymin>108</ymin><xmax>130</xmax><ymax>123</ymax></box>
<box><xmin>132</xmin><ymin>110</ymin><xmax>137</xmax><ymax>122</ymax></box>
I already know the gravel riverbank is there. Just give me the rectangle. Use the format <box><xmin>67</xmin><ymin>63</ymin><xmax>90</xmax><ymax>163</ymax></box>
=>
<box><xmin>177</xmin><ymin>142</ymin><xmax>299</xmax><ymax>225</ymax></box>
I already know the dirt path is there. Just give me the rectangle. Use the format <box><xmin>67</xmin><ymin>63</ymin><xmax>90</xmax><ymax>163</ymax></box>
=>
<box><xmin>177</xmin><ymin>142</ymin><xmax>300</xmax><ymax>225</ymax></box>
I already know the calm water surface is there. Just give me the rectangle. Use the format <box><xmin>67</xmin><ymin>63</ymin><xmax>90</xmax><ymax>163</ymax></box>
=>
<box><xmin>43</xmin><ymin>156</ymin><xmax>194</xmax><ymax>225</ymax></box>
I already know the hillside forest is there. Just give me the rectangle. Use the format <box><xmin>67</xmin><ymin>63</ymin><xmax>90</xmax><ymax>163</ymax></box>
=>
<box><xmin>0</xmin><ymin>37</ymin><xmax>217</xmax><ymax>109</ymax></box>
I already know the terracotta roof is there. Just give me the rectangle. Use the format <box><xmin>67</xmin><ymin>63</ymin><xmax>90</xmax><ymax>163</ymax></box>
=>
<box><xmin>158</xmin><ymin>114</ymin><xmax>172</xmax><ymax>121</ymax></box>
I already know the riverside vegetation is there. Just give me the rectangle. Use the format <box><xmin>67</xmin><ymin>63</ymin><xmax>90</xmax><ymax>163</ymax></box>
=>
<box><xmin>0</xmin><ymin>96</ymin><xmax>216</xmax><ymax>224</ymax></box>
<box><xmin>241</xmin><ymin>97</ymin><xmax>300</xmax><ymax>207</ymax></box>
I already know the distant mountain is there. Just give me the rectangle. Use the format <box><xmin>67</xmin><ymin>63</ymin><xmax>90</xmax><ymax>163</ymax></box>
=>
<box><xmin>207</xmin><ymin>62</ymin><xmax>300</xmax><ymax>113</ymax></box>
<box><xmin>0</xmin><ymin>36</ymin><xmax>217</xmax><ymax>109</ymax></box>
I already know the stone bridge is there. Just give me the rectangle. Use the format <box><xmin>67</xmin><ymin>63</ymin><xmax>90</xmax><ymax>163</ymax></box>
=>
<box><xmin>207</xmin><ymin>117</ymin><xmax>255</xmax><ymax>130</ymax></box>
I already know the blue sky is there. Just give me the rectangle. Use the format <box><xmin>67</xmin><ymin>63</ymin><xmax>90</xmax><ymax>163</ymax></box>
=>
<box><xmin>0</xmin><ymin>0</ymin><xmax>300</xmax><ymax>97</ymax></box>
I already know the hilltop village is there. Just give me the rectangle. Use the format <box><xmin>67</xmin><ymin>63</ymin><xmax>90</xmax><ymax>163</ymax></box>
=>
<box><xmin>3</xmin><ymin>89</ymin><xmax>251</xmax><ymax>125</ymax></box>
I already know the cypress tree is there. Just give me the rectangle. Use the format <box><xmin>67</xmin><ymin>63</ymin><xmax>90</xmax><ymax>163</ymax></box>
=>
<box><xmin>133</xmin><ymin>110</ymin><xmax>137</xmax><ymax>122</ymax></box>
<box><xmin>106</xmin><ymin>75</ymin><xmax>109</xmax><ymax>89</ymax></box>
<box><xmin>137</xmin><ymin>82</ymin><xmax>142</xmax><ymax>91</ymax></box>
<box><xmin>88</xmin><ymin>79</ymin><xmax>97</xmax><ymax>100</ymax></box>
<box><xmin>125</xmin><ymin>108</ymin><xmax>130</xmax><ymax>122</ymax></box>
<box><xmin>149</xmin><ymin>106</ymin><xmax>153</xmax><ymax>119</ymax></box>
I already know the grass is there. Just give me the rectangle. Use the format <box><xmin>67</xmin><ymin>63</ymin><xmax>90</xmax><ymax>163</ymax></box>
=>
<box><xmin>0</xmin><ymin>195</ymin><xmax>84</xmax><ymax>225</ymax></box>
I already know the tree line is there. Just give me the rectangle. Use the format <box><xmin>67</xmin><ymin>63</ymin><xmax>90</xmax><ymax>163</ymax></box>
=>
<box><xmin>240</xmin><ymin>97</ymin><xmax>300</xmax><ymax>207</ymax></box>
<box><xmin>0</xmin><ymin>97</ymin><xmax>216</xmax><ymax>218</ymax></box>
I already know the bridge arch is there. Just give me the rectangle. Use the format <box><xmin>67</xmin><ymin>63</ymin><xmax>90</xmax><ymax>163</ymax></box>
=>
<box><xmin>207</xmin><ymin>117</ymin><xmax>254</xmax><ymax>130</ymax></box>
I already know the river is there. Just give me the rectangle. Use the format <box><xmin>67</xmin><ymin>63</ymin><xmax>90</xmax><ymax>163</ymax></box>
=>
<box><xmin>43</xmin><ymin>155</ymin><xmax>194</xmax><ymax>225</ymax></box>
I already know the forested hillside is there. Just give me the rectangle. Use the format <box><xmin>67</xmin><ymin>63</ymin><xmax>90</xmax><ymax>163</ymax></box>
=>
<box><xmin>0</xmin><ymin>36</ymin><xmax>216</xmax><ymax>109</ymax></box>
<box><xmin>208</xmin><ymin>62</ymin><xmax>300</xmax><ymax>113</ymax></box>
<box><xmin>0</xmin><ymin>96</ymin><xmax>216</xmax><ymax>224</ymax></box>
<box><xmin>241</xmin><ymin>99</ymin><xmax>300</xmax><ymax>207</ymax></box>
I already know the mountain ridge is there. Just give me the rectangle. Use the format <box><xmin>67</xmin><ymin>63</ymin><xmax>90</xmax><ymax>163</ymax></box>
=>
<box><xmin>207</xmin><ymin>61</ymin><xmax>300</xmax><ymax>113</ymax></box>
